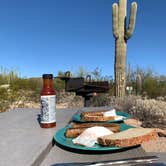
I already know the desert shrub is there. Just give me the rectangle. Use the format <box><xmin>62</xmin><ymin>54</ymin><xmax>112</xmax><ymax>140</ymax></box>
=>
<box><xmin>76</xmin><ymin>66</ymin><xmax>89</xmax><ymax>78</ymax></box>
<box><xmin>90</xmin><ymin>94</ymin><xmax>110</xmax><ymax>107</ymax></box>
<box><xmin>91</xmin><ymin>95</ymin><xmax>166</xmax><ymax>129</ymax></box>
<box><xmin>143</xmin><ymin>77</ymin><xmax>166</xmax><ymax>98</ymax></box>
<box><xmin>0</xmin><ymin>88</ymin><xmax>10</xmax><ymax>112</ymax></box>
<box><xmin>9</xmin><ymin>78</ymin><xmax>42</xmax><ymax>102</ymax></box>
<box><xmin>10</xmin><ymin>78</ymin><xmax>41</xmax><ymax>91</ymax></box>
<box><xmin>126</xmin><ymin>66</ymin><xmax>166</xmax><ymax>98</ymax></box>
<box><xmin>129</xmin><ymin>99</ymin><xmax>166</xmax><ymax>129</ymax></box>
<box><xmin>56</xmin><ymin>90</ymin><xmax>84</xmax><ymax>108</ymax></box>
<box><xmin>0</xmin><ymin>73</ymin><xmax>66</xmax><ymax>112</ymax></box>
<box><xmin>0</xmin><ymin>67</ymin><xmax>19</xmax><ymax>84</ymax></box>
<box><xmin>0</xmin><ymin>86</ymin><xmax>24</xmax><ymax>112</ymax></box>
<box><xmin>53</xmin><ymin>78</ymin><xmax>65</xmax><ymax>91</ymax></box>
<box><xmin>143</xmin><ymin>77</ymin><xmax>158</xmax><ymax>97</ymax></box>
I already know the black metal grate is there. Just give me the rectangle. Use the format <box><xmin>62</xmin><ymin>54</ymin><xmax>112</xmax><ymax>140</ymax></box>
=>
<box><xmin>57</xmin><ymin>71</ymin><xmax>109</xmax><ymax>107</ymax></box>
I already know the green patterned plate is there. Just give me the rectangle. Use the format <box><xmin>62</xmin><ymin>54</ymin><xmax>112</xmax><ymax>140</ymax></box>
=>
<box><xmin>54</xmin><ymin>123</ymin><xmax>134</xmax><ymax>151</ymax></box>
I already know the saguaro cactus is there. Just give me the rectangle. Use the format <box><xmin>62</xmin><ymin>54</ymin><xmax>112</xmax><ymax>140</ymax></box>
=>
<box><xmin>112</xmin><ymin>0</ymin><xmax>137</xmax><ymax>97</ymax></box>
<box><xmin>136</xmin><ymin>74</ymin><xmax>142</xmax><ymax>95</ymax></box>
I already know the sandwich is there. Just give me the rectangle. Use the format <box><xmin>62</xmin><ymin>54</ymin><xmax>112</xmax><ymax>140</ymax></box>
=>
<box><xmin>81</xmin><ymin>109</ymin><xmax>123</xmax><ymax>122</ymax></box>
<box><xmin>98</xmin><ymin>128</ymin><xmax>159</xmax><ymax>147</ymax></box>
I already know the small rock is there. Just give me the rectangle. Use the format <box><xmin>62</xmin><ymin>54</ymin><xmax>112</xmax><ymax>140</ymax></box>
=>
<box><xmin>124</xmin><ymin>118</ymin><xmax>142</xmax><ymax>127</ymax></box>
<box><xmin>141</xmin><ymin>137</ymin><xmax>166</xmax><ymax>152</ymax></box>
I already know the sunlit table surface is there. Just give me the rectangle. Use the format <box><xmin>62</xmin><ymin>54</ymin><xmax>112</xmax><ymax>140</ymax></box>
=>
<box><xmin>0</xmin><ymin>108</ymin><xmax>165</xmax><ymax>166</ymax></box>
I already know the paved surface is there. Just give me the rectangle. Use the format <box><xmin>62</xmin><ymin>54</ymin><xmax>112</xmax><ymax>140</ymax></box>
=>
<box><xmin>0</xmin><ymin>107</ymin><xmax>79</xmax><ymax>166</ymax></box>
<box><xmin>41</xmin><ymin>145</ymin><xmax>147</xmax><ymax>166</ymax></box>
<box><xmin>0</xmin><ymin>109</ymin><xmax>56</xmax><ymax>166</ymax></box>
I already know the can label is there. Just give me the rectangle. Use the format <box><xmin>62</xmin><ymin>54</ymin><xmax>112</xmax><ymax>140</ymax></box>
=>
<box><xmin>41</xmin><ymin>95</ymin><xmax>56</xmax><ymax>123</ymax></box>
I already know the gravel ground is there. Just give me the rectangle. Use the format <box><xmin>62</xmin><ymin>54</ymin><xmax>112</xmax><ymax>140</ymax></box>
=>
<box><xmin>124</xmin><ymin>119</ymin><xmax>166</xmax><ymax>152</ymax></box>
<box><xmin>141</xmin><ymin>137</ymin><xmax>166</xmax><ymax>152</ymax></box>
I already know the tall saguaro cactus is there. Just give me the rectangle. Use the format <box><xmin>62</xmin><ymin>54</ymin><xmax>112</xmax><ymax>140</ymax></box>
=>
<box><xmin>112</xmin><ymin>0</ymin><xmax>137</xmax><ymax>97</ymax></box>
<box><xmin>136</xmin><ymin>74</ymin><xmax>142</xmax><ymax>95</ymax></box>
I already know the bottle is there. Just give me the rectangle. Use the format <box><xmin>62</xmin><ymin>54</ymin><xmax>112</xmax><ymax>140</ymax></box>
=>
<box><xmin>40</xmin><ymin>74</ymin><xmax>56</xmax><ymax>128</ymax></box>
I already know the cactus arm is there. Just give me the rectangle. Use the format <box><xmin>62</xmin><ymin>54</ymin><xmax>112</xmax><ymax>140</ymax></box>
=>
<box><xmin>112</xmin><ymin>3</ymin><xmax>119</xmax><ymax>39</ymax></box>
<box><xmin>125</xmin><ymin>2</ymin><xmax>137</xmax><ymax>40</ymax></box>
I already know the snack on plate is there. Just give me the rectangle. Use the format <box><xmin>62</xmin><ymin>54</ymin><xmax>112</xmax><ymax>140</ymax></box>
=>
<box><xmin>81</xmin><ymin>110</ymin><xmax>108</xmax><ymax>117</ymax></box>
<box><xmin>65</xmin><ymin>123</ymin><xmax>120</xmax><ymax>138</ymax></box>
<box><xmin>72</xmin><ymin>122</ymin><xmax>120</xmax><ymax>129</ymax></box>
<box><xmin>72</xmin><ymin>126</ymin><xmax>114</xmax><ymax>147</ymax></box>
<box><xmin>98</xmin><ymin>128</ymin><xmax>159</xmax><ymax>147</ymax></box>
<box><xmin>81</xmin><ymin>109</ymin><xmax>123</xmax><ymax>122</ymax></box>
<box><xmin>81</xmin><ymin>115</ymin><xmax>115</xmax><ymax>122</ymax></box>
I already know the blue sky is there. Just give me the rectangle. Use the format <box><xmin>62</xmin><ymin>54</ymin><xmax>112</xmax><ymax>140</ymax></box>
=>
<box><xmin>0</xmin><ymin>0</ymin><xmax>166</xmax><ymax>78</ymax></box>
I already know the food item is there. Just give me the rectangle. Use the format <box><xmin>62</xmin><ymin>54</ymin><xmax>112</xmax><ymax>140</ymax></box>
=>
<box><xmin>103</xmin><ymin>109</ymin><xmax>116</xmax><ymax>117</ymax></box>
<box><xmin>98</xmin><ymin>128</ymin><xmax>159</xmax><ymax>147</ymax></box>
<box><xmin>72</xmin><ymin>123</ymin><xmax>120</xmax><ymax>129</ymax></box>
<box><xmin>81</xmin><ymin>109</ymin><xmax>124</xmax><ymax>122</ymax></box>
<box><xmin>81</xmin><ymin>110</ymin><xmax>108</xmax><ymax>117</ymax></box>
<box><xmin>72</xmin><ymin>126</ymin><xmax>113</xmax><ymax>147</ymax></box>
<box><xmin>66</xmin><ymin>128</ymin><xmax>86</xmax><ymax>138</ymax></box>
<box><xmin>81</xmin><ymin>115</ymin><xmax>115</xmax><ymax>122</ymax></box>
<box><xmin>65</xmin><ymin>125</ymin><xmax>120</xmax><ymax>138</ymax></box>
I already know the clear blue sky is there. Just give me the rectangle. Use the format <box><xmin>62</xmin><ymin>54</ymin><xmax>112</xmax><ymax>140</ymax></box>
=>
<box><xmin>0</xmin><ymin>0</ymin><xmax>165</xmax><ymax>78</ymax></box>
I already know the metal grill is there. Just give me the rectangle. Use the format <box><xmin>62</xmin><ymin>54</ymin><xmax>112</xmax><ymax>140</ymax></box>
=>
<box><xmin>57</xmin><ymin>71</ymin><xmax>109</xmax><ymax>107</ymax></box>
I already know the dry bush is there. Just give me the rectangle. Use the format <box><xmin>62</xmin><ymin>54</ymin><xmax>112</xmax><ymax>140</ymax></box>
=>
<box><xmin>56</xmin><ymin>90</ymin><xmax>84</xmax><ymax>108</ymax></box>
<box><xmin>91</xmin><ymin>95</ymin><xmax>166</xmax><ymax>129</ymax></box>
<box><xmin>129</xmin><ymin>99</ymin><xmax>166</xmax><ymax>129</ymax></box>
<box><xmin>109</xmin><ymin>96</ymin><xmax>166</xmax><ymax>129</ymax></box>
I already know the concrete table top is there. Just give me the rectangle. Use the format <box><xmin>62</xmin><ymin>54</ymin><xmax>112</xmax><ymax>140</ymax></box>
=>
<box><xmin>0</xmin><ymin>108</ymin><xmax>56</xmax><ymax>166</ymax></box>
<box><xmin>0</xmin><ymin>107</ymin><xmax>165</xmax><ymax>166</ymax></box>
<box><xmin>41</xmin><ymin>144</ymin><xmax>146</xmax><ymax>166</ymax></box>
<box><xmin>0</xmin><ymin>107</ymin><xmax>80</xmax><ymax>166</ymax></box>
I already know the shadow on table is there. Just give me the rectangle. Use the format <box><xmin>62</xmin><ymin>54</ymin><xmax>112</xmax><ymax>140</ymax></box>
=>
<box><xmin>37</xmin><ymin>114</ymin><xmax>41</xmax><ymax>126</ymax></box>
<box><xmin>51</xmin><ymin>163</ymin><xmax>166</xmax><ymax>166</ymax></box>
<box><xmin>54</xmin><ymin>139</ymin><xmax>140</xmax><ymax>155</ymax></box>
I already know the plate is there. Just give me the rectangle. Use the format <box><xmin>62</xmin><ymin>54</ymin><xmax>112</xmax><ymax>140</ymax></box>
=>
<box><xmin>72</xmin><ymin>111</ymin><xmax>130</xmax><ymax>123</ymax></box>
<box><xmin>54</xmin><ymin>123</ymin><xmax>134</xmax><ymax>151</ymax></box>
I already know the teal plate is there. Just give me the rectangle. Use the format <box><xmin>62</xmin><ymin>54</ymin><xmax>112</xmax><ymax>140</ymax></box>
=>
<box><xmin>72</xmin><ymin>111</ymin><xmax>131</xmax><ymax>123</ymax></box>
<box><xmin>54</xmin><ymin>123</ymin><xmax>134</xmax><ymax>151</ymax></box>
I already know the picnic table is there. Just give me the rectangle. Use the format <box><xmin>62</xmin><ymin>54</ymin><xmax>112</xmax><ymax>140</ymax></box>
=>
<box><xmin>0</xmin><ymin>108</ymin><xmax>165</xmax><ymax>166</ymax></box>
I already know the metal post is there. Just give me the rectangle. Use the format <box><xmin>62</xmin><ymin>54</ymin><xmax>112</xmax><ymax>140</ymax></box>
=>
<box><xmin>84</xmin><ymin>96</ymin><xmax>91</xmax><ymax>107</ymax></box>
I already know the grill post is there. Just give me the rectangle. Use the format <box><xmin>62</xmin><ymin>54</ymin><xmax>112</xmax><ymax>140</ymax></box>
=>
<box><xmin>84</xmin><ymin>96</ymin><xmax>91</xmax><ymax>107</ymax></box>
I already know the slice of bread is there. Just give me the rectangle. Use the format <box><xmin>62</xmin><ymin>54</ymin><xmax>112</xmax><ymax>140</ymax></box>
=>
<box><xmin>81</xmin><ymin>110</ymin><xmax>107</xmax><ymax>117</ymax></box>
<box><xmin>98</xmin><ymin>128</ymin><xmax>159</xmax><ymax>147</ymax></box>
<box><xmin>65</xmin><ymin>128</ymin><xmax>86</xmax><ymax>138</ymax></box>
<box><xmin>81</xmin><ymin>115</ymin><xmax>115</xmax><ymax>122</ymax></box>
<box><xmin>65</xmin><ymin>125</ymin><xmax>120</xmax><ymax>138</ymax></box>
<box><xmin>81</xmin><ymin>110</ymin><xmax>117</xmax><ymax>122</ymax></box>
<box><xmin>66</xmin><ymin>123</ymin><xmax>120</xmax><ymax>138</ymax></box>
<box><xmin>72</xmin><ymin>123</ymin><xmax>120</xmax><ymax>129</ymax></box>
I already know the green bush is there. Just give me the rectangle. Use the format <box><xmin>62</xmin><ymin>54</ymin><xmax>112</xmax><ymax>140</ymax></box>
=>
<box><xmin>0</xmin><ymin>67</ymin><xmax>19</xmax><ymax>85</ymax></box>
<box><xmin>10</xmin><ymin>78</ymin><xmax>41</xmax><ymax>91</ymax></box>
<box><xmin>143</xmin><ymin>77</ymin><xmax>166</xmax><ymax>98</ymax></box>
<box><xmin>126</xmin><ymin>66</ymin><xmax>166</xmax><ymax>98</ymax></box>
<box><xmin>53</xmin><ymin>78</ymin><xmax>65</xmax><ymax>91</ymax></box>
<box><xmin>0</xmin><ymin>88</ymin><xmax>10</xmax><ymax>112</ymax></box>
